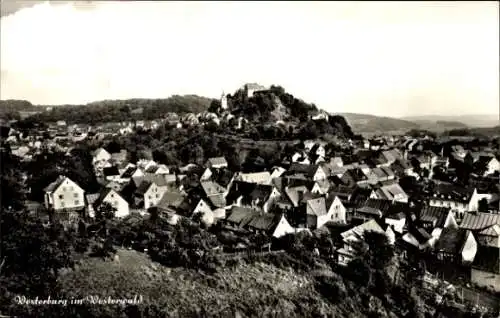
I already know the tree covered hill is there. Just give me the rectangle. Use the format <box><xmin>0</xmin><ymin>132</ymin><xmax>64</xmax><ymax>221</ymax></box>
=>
<box><xmin>0</xmin><ymin>95</ymin><xmax>213</xmax><ymax>124</ymax></box>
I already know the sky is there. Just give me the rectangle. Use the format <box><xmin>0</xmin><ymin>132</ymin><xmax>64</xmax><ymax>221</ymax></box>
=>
<box><xmin>0</xmin><ymin>1</ymin><xmax>499</xmax><ymax>117</ymax></box>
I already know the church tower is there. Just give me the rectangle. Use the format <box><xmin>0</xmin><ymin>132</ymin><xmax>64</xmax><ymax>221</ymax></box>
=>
<box><xmin>221</xmin><ymin>91</ymin><xmax>228</xmax><ymax>110</ymax></box>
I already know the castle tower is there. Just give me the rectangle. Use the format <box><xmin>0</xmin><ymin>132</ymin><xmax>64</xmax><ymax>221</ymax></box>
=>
<box><xmin>221</xmin><ymin>91</ymin><xmax>228</xmax><ymax>110</ymax></box>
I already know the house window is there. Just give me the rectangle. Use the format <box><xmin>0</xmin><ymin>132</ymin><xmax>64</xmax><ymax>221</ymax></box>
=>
<box><xmin>148</xmin><ymin>196</ymin><xmax>152</xmax><ymax>200</ymax></box>
<box><xmin>111</xmin><ymin>194</ymin><xmax>114</xmax><ymax>198</ymax></box>
<box><xmin>59</xmin><ymin>194</ymin><xmax>64</xmax><ymax>200</ymax></box>
<box><xmin>114</xmin><ymin>201</ymin><xmax>118</xmax><ymax>206</ymax></box>
<box><xmin>73</xmin><ymin>193</ymin><xmax>78</xmax><ymax>198</ymax></box>
<box><xmin>61</xmin><ymin>202</ymin><xmax>65</xmax><ymax>207</ymax></box>
<box><xmin>74</xmin><ymin>200</ymin><xmax>80</xmax><ymax>205</ymax></box>
<box><xmin>70</xmin><ymin>186</ymin><xmax>73</xmax><ymax>191</ymax></box>
<box><xmin>62</xmin><ymin>187</ymin><xmax>66</xmax><ymax>191</ymax></box>
<box><xmin>156</xmin><ymin>194</ymin><xmax>159</xmax><ymax>198</ymax></box>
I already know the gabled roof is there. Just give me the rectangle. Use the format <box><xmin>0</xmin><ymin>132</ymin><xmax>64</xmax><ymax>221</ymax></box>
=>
<box><xmin>288</xmin><ymin>163</ymin><xmax>321</xmax><ymax>178</ymax></box>
<box><xmin>419</xmin><ymin>206</ymin><xmax>452</xmax><ymax>228</ymax></box>
<box><xmin>135</xmin><ymin>181</ymin><xmax>153</xmax><ymax>196</ymax></box>
<box><xmin>207</xmin><ymin>157</ymin><xmax>228</xmax><ymax>167</ymax></box>
<box><xmin>201</xmin><ymin>181</ymin><xmax>226</xmax><ymax>196</ymax></box>
<box><xmin>434</xmin><ymin>228</ymin><xmax>470</xmax><ymax>255</ymax></box>
<box><xmin>120</xmin><ymin>165</ymin><xmax>138</xmax><ymax>179</ymax></box>
<box><xmin>93</xmin><ymin>188</ymin><xmax>123</xmax><ymax>209</ymax></box>
<box><xmin>235</xmin><ymin>171</ymin><xmax>272</xmax><ymax>185</ymax></box>
<box><xmin>349</xmin><ymin>186</ymin><xmax>373</xmax><ymax>208</ymax></box>
<box><xmin>44</xmin><ymin>175</ymin><xmax>67</xmax><ymax>192</ymax></box>
<box><xmin>85</xmin><ymin>193</ymin><xmax>100</xmax><ymax>206</ymax></box>
<box><xmin>307</xmin><ymin>197</ymin><xmax>327</xmax><ymax>216</ymax></box>
<box><xmin>479</xmin><ymin>224</ymin><xmax>500</xmax><ymax>237</ymax></box>
<box><xmin>103</xmin><ymin>166</ymin><xmax>120</xmax><ymax>177</ymax></box>
<box><xmin>226</xmin><ymin>206</ymin><xmax>260</xmax><ymax>227</ymax></box>
<box><xmin>157</xmin><ymin>191</ymin><xmax>188</xmax><ymax>211</ymax></box>
<box><xmin>206</xmin><ymin>194</ymin><xmax>226</xmax><ymax>209</ymax></box>
<box><xmin>359</xmin><ymin>199</ymin><xmax>392</xmax><ymax>216</ymax></box>
<box><xmin>460</xmin><ymin>212</ymin><xmax>500</xmax><ymax>231</ymax></box>
<box><xmin>246</xmin><ymin>213</ymin><xmax>282</xmax><ymax>232</ymax></box>
<box><xmin>93</xmin><ymin>147</ymin><xmax>110</xmax><ymax>157</ymax></box>
<box><xmin>341</xmin><ymin>219</ymin><xmax>385</xmax><ymax>240</ymax></box>
<box><xmin>283</xmin><ymin>186</ymin><xmax>310</xmax><ymax>207</ymax></box>
<box><xmin>375</xmin><ymin>183</ymin><xmax>407</xmax><ymax>201</ymax></box>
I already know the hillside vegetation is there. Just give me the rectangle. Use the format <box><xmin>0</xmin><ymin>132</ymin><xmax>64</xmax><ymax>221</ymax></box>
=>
<box><xmin>0</xmin><ymin>95</ymin><xmax>213</xmax><ymax>124</ymax></box>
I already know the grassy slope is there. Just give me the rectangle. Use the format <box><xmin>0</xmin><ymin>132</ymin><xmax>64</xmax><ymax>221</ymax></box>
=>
<box><xmin>57</xmin><ymin>249</ymin><xmax>355</xmax><ymax>317</ymax></box>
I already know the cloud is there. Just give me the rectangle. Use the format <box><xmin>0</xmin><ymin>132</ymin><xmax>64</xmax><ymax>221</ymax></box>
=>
<box><xmin>0</xmin><ymin>1</ymin><xmax>498</xmax><ymax>116</ymax></box>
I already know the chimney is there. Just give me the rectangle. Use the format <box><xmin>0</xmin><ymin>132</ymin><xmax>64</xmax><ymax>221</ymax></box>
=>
<box><xmin>297</xmin><ymin>190</ymin><xmax>304</xmax><ymax>204</ymax></box>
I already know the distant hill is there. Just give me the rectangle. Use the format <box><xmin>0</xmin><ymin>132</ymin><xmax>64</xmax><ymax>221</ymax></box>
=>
<box><xmin>412</xmin><ymin>119</ymin><xmax>468</xmax><ymax>131</ymax></box>
<box><xmin>335</xmin><ymin>112</ymin><xmax>477</xmax><ymax>134</ymax></box>
<box><xmin>401</xmin><ymin>114</ymin><xmax>499</xmax><ymax>128</ymax></box>
<box><xmin>335</xmin><ymin>113</ymin><xmax>420</xmax><ymax>134</ymax></box>
<box><xmin>1</xmin><ymin>95</ymin><xmax>214</xmax><ymax>124</ymax></box>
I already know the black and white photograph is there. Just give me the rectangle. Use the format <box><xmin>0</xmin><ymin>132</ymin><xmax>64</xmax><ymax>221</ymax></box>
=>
<box><xmin>0</xmin><ymin>1</ymin><xmax>499</xmax><ymax>317</ymax></box>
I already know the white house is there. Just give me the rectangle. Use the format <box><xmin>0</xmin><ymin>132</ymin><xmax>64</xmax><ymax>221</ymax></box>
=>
<box><xmin>135</xmin><ymin>180</ymin><xmax>168</xmax><ymax>210</ymax></box>
<box><xmin>192</xmin><ymin>198</ymin><xmax>215</xmax><ymax>226</ymax></box>
<box><xmin>92</xmin><ymin>148</ymin><xmax>111</xmax><ymax>168</ymax></box>
<box><xmin>91</xmin><ymin>188</ymin><xmax>129</xmax><ymax>218</ymax></box>
<box><xmin>44</xmin><ymin>176</ymin><xmax>85</xmax><ymax>212</ymax></box>
<box><xmin>429</xmin><ymin>183</ymin><xmax>479</xmax><ymax>220</ymax></box>
<box><xmin>337</xmin><ymin>219</ymin><xmax>388</xmax><ymax>266</ymax></box>
<box><xmin>326</xmin><ymin>195</ymin><xmax>347</xmax><ymax>224</ymax></box>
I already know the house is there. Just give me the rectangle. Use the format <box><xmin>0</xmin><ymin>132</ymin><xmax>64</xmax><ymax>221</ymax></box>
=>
<box><xmin>326</xmin><ymin>195</ymin><xmax>347</xmax><ymax>224</ymax></box>
<box><xmin>353</xmin><ymin>198</ymin><xmax>391</xmax><ymax>223</ymax></box>
<box><xmin>288</xmin><ymin>163</ymin><xmax>327</xmax><ymax>181</ymax></box>
<box><xmin>428</xmin><ymin>182</ymin><xmax>479</xmax><ymax>219</ymax></box>
<box><xmin>119</xmin><ymin>165</ymin><xmax>144</xmax><ymax>183</ymax></box>
<box><xmin>200</xmin><ymin>180</ymin><xmax>227</xmax><ymax>210</ymax></box>
<box><xmin>206</xmin><ymin>157</ymin><xmax>228</xmax><ymax>169</ymax></box>
<box><xmin>110</xmin><ymin>150</ymin><xmax>128</xmax><ymax>167</ymax></box>
<box><xmin>145</xmin><ymin>164</ymin><xmax>170</xmax><ymax>176</ymax></box>
<box><xmin>192</xmin><ymin>198</ymin><xmax>215</xmax><ymax>226</ymax></box>
<box><xmin>302</xmin><ymin>197</ymin><xmax>332</xmax><ymax>229</ymax></box>
<box><xmin>156</xmin><ymin>191</ymin><xmax>191</xmax><ymax>216</ymax></box>
<box><xmin>232</xmin><ymin>171</ymin><xmax>272</xmax><ymax>185</ymax></box>
<box><xmin>370</xmin><ymin>182</ymin><xmax>409</xmax><ymax>203</ymax></box>
<box><xmin>134</xmin><ymin>179</ymin><xmax>170</xmax><ymax>210</ymax></box>
<box><xmin>341</xmin><ymin>168</ymin><xmax>369</xmax><ymax>186</ymax></box>
<box><xmin>44</xmin><ymin>176</ymin><xmax>85</xmax><ymax>222</ymax></box>
<box><xmin>402</xmin><ymin>226</ymin><xmax>436</xmax><ymax>251</ymax></box>
<box><xmin>92</xmin><ymin>148</ymin><xmax>111</xmax><ymax>168</ymax></box>
<box><xmin>276</xmin><ymin>186</ymin><xmax>310</xmax><ymax>210</ymax></box>
<box><xmin>391</xmin><ymin>159</ymin><xmax>417</xmax><ymax>178</ymax></box>
<box><xmin>270</xmin><ymin>166</ymin><xmax>286</xmax><ymax>179</ymax></box>
<box><xmin>370</xmin><ymin>167</ymin><xmax>396</xmax><ymax>183</ymax></box>
<box><xmin>460</xmin><ymin>212</ymin><xmax>500</xmax><ymax>247</ymax></box>
<box><xmin>474</xmin><ymin>156</ymin><xmax>500</xmax><ymax>176</ymax></box>
<box><xmin>91</xmin><ymin>188</ymin><xmax>129</xmax><ymax>218</ymax></box>
<box><xmin>337</xmin><ymin>219</ymin><xmax>388</xmax><ymax>266</ymax></box>
<box><xmin>103</xmin><ymin>166</ymin><xmax>120</xmax><ymax>182</ymax></box>
<box><xmin>200</xmin><ymin>167</ymin><xmax>213</xmax><ymax>181</ymax></box>
<box><xmin>418</xmin><ymin>206</ymin><xmax>458</xmax><ymax>238</ymax></box>
<box><xmin>433</xmin><ymin>228</ymin><xmax>477</xmax><ymax>265</ymax></box>
<box><xmin>225</xmin><ymin>206</ymin><xmax>295</xmax><ymax>238</ymax></box>
<box><xmin>470</xmin><ymin>246</ymin><xmax>500</xmax><ymax>292</ymax></box>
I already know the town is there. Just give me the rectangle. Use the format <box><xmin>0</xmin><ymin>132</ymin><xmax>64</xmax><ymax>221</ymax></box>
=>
<box><xmin>1</xmin><ymin>83</ymin><xmax>499</xmax><ymax>317</ymax></box>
